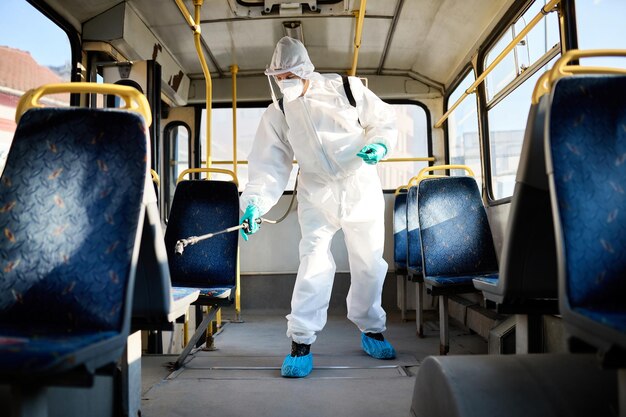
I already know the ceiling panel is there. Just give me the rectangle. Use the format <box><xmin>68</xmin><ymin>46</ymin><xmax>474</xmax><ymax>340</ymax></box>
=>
<box><xmin>409</xmin><ymin>0</ymin><xmax>512</xmax><ymax>85</ymax></box>
<box><xmin>41</xmin><ymin>0</ymin><xmax>517</xmax><ymax>85</ymax></box>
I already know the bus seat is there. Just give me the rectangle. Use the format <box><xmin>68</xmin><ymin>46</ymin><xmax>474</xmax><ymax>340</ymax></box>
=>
<box><xmin>0</xmin><ymin>106</ymin><xmax>147</xmax><ymax>413</ymax></box>
<box><xmin>472</xmin><ymin>94</ymin><xmax>559</xmax><ymax>353</ymax></box>
<box><xmin>546</xmin><ymin>75</ymin><xmax>626</xmax><ymax>362</ymax></box>
<box><xmin>473</xmin><ymin>95</ymin><xmax>558</xmax><ymax>314</ymax></box>
<box><xmin>122</xmin><ymin>179</ymin><xmax>200</xmax><ymax>417</ymax></box>
<box><xmin>132</xmin><ymin>181</ymin><xmax>200</xmax><ymax>332</ymax></box>
<box><xmin>393</xmin><ymin>190</ymin><xmax>409</xmax><ymax>321</ymax></box>
<box><xmin>410</xmin><ymin>354</ymin><xmax>617</xmax><ymax>417</ymax></box>
<box><xmin>418</xmin><ymin>176</ymin><xmax>499</xmax><ymax>355</ymax></box>
<box><xmin>406</xmin><ymin>185</ymin><xmax>426</xmax><ymax>336</ymax></box>
<box><xmin>164</xmin><ymin>179</ymin><xmax>239</xmax><ymax>369</ymax></box>
<box><xmin>411</xmin><ymin>74</ymin><xmax>625</xmax><ymax>417</ymax></box>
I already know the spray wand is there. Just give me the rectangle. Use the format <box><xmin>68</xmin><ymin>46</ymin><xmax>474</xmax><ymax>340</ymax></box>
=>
<box><xmin>175</xmin><ymin>218</ymin><xmax>271</xmax><ymax>255</ymax></box>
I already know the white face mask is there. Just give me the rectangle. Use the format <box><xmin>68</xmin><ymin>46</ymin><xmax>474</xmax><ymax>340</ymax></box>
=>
<box><xmin>278</xmin><ymin>78</ymin><xmax>303</xmax><ymax>102</ymax></box>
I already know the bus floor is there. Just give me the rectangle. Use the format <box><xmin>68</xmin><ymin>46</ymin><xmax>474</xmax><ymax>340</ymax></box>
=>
<box><xmin>140</xmin><ymin>309</ymin><xmax>487</xmax><ymax>417</ymax></box>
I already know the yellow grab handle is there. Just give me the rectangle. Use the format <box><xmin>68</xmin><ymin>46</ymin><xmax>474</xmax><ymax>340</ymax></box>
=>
<box><xmin>407</xmin><ymin>173</ymin><xmax>447</xmax><ymax>187</ymax></box>
<box><xmin>409</xmin><ymin>164</ymin><xmax>474</xmax><ymax>186</ymax></box>
<box><xmin>177</xmin><ymin>167</ymin><xmax>239</xmax><ymax>187</ymax></box>
<box><xmin>402</xmin><ymin>164</ymin><xmax>473</xmax><ymax>189</ymax></box>
<box><xmin>394</xmin><ymin>185</ymin><xmax>409</xmax><ymax>196</ymax></box>
<box><xmin>16</xmin><ymin>82</ymin><xmax>152</xmax><ymax>126</ymax></box>
<box><xmin>549</xmin><ymin>49</ymin><xmax>626</xmax><ymax>84</ymax></box>
<box><xmin>150</xmin><ymin>169</ymin><xmax>161</xmax><ymax>188</ymax></box>
<box><xmin>533</xmin><ymin>49</ymin><xmax>626</xmax><ymax>104</ymax></box>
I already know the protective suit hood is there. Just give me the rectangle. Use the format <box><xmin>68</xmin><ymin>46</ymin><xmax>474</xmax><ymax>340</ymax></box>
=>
<box><xmin>265</xmin><ymin>36</ymin><xmax>315</xmax><ymax>79</ymax></box>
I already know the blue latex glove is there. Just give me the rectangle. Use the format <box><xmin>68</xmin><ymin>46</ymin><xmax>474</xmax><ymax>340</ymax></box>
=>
<box><xmin>357</xmin><ymin>143</ymin><xmax>387</xmax><ymax>165</ymax></box>
<box><xmin>239</xmin><ymin>204</ymin><xmax>261</xmax><ymax>241</ymax></box>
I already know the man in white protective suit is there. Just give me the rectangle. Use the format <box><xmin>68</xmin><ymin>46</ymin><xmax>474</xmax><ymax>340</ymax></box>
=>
<box><xmin>239</xmin><ymin>36</ymin><xmax>398</xmax><ymax>378</ymax></box>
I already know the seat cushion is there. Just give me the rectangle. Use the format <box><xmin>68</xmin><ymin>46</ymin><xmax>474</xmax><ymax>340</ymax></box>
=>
<box><xmin>0</xmin><ymin>327</ymin><xmax>119</xmax><ymax>373</ymax></box>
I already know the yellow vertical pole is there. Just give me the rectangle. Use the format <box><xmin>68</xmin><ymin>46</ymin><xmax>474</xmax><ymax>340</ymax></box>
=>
<box><xmin>349</xmin><ymin>0</ymin><xmax>367</xmax><ymax>76</ymax></box>
<box><xmin>230</xmin><ymin>64</ymin><xmax>242</xmax><ymax>322</ymax></box>
<box><xmin>230</xmin><ymin>65</ymin><xmax>239</xmax><ymax>177</ymax></box>
<box><xmin>192</xmin><ymin>0</ymin><xmax>212</xmax><ymax>172</ymax></box>
<box><xmin>235</xmin><ymin>247</ymin><xmax>242</xmax><ymax>321</ymax></box>
<box><xmin>173</xmin><ymin>0</ymin><xmax>213</xmax><ymax>172</ymax></box>
<box><xmin>183</xmin><ymin>309</ymin><xmax>189</xmax><ymax>347</ymax></box>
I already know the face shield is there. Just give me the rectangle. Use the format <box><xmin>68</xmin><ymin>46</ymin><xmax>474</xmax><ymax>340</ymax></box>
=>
<box><xmin>265</xmin><ymin>37</ymin><xmax>315</xmax><ymax>109</ymax></box>
<box><xmin>267</xmin><ymin>75</ymin><xmax>283</xmax><ymax>111</ymax></box>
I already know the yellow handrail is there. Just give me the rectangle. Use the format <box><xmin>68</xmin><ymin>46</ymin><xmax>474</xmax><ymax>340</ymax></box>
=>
<box><xmin>231</xmin><ymin>64</ymin><xmax>239</xmax><ymax>177</ymax></box>
<box><xmin>531</xmin><ymin>71</ymin><xmax>552</xmax><ymax>105</ymax></box>
<box><xmin>549</xmin><ymin>49</ymin><xmax>626</xmax><ymax>84</ymax></box>
<box><xmin>532</xmin><ymin>49</ymin><xmax>626</xmax><ymax>103</ymax></box>
<box><xmin>434</xmin><ymin>0</ymin><xmax>561</xmax><ymax>128</ymax></box>
<box><xmin>407</xmin><ymin>174</ymin><xmax>446</xmax><ymax>187</ymax></box>
<box><xmin>16</xmin><ymin>82</ymin><xmax>152</xmax><ymax>126</ymax></box>
<box><xmin>174</xmin><ymin>0</ymin><xmax>213</xmax><ymax>171</ymax></box>
<box><xmin>349</xmin><ymin>0</ymin><xmax>367</xmax><ymax>76</ymax></box>
<box><xmin>177</xmin><ymin>167</ymin><xmax>239</xmax><ymax>187</ymax></box>
<box><xmin>394</xmin><ymin>185</ymin><xmax>409</xmax><ymax>196</ymax></box>
<box><xmin>150</xmin><ymin>169</ymin><xmax>161</xmax><ymax>188</ymax></box>
<box><xmin>414</xmin><ymin>164</ymin><xmax>475</xmax><ymax>182</ymax></box>
<box><xmin>396</xmin><ymin>164</ymin><xmax>473</xmax><ymax>195</ymax></box>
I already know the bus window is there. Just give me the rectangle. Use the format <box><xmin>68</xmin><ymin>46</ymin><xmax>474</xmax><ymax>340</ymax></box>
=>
<box><xmin>484</xmin><ymin>0</ymin><xmax>560</xmax><ymax>200</ymax></box>
<box><xmin>204</xmin><ymin>103</ymin><xmax>427</xmax><ymax>192</ymax></box>
<box><xmin>448</xmin><ymin>70</ymin><xmax>482</xmax><ymax>191</ymax></box>
<box><xmin>575</xmin><ymin>0</ymin><xmax>626</xmax><ymax>68</ymax></box>
<box><xmin>0</xmin><ymin>0</ymin><xmax>71</xmax><ymax>174</ymax></box>
<box><xmin>378</xmin><ymin>103</ymin><xmax>430</xmax><ymax>190</ymax></box>
<box><xmin>200</xmin><ymin>106</ymin><xmax>300</xmax><ymax>191</ymax></box>
<box><xmin>165</xmin><ymin>123</ymin><xmax>191</xmax><ymax>212</ymax></box>
<box><xmin>487</xmin><ymin>61</ymin><xmax>556</xmax><ymax>198</ymax></box>
<box><xmin>485</xmin><ymin>1</ymin><xmax>559</xmax><ymax>102</ymax></box>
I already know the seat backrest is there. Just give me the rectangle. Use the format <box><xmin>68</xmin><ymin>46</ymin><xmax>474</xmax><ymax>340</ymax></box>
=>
<box><xmin>393</xmin><ymin>191</ymin><xmax>408</xmax><ymax>270</ymax></box>
<box><xmin>132</xmin><ymin>179</ymin><xmax>173</xmax><ymax>328</ymax></box>
<box><xmin>406</xmin><ymin>185</ymin><xmax>423</xmax><ymax>274</ymax></box>
<box><xmin>0</xmin><ymin>107</ymin><xmax>147</xmax><ymax>333</ymax></box>
<box><xmin>495</xmin><ymin>95</ymin><xmax>558</xmax><ymax>308</ymax></box>
<box><xmin>546</xmin><ymin>75</ymin><xmax>626</xmax><ymax>352</ymax></box>
<box><xmin>164</xmin><ymin>180</ymin><xmax>239</xmax><ymax>289</ymax></box>
<box><xmin>417</xmin><ymin>176</ymin><xmax>498</xmax><ymax>277</ymax></box>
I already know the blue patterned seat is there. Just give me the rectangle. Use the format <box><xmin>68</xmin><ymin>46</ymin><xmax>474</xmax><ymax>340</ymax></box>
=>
<box><xmin>0</xmin><ymin>108</ymin><xmax>147</xmax><ymax>385</ymax></box>
<box><xmin>418</xmin><ymin>176</ymin><xmax>499</xmax><ymax>354</ymax></box>
<box><xmin>546</xmin><ymin>75</ymin><xmax>626</xmax><ymax>359</ymax></box>
<box><xmin>164</xmin><ymin>179</ymin><xmax>239</xmax><ymax>368</ymax></box>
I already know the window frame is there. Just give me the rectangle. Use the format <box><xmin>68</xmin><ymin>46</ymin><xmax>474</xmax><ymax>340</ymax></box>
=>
<box><xmin>443</xmin><ymin>64</ymin><xmax>483</xmax><ymax>191</ymax></box>
<box><xmin>476</xmin><ymin>0</ymin><xmax>562</xmax><ymax>204</ymax></box>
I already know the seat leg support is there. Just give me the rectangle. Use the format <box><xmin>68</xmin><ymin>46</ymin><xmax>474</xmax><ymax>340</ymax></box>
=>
<box><xmin>174</xmin><ymin>306</ymin><xmax>219</xmax><ymax>370</ymax></box>
<box><xmin>416</xmin><ymin>281</ymin><xmax>424</xmax><ymax>337</ymax></box>
<box><xmin>399</xmin><ymin>274</ymin><xmax>407</xmax><ymax>322</ymax></box>
<box><xmin>439</xmin><ymin>295</ymin><xmax>449</xmax><ymax>355</ymax></box>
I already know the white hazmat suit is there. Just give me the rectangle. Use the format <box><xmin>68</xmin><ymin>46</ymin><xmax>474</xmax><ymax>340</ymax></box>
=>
<box><xmin>240</xmin><ymin>37</ymin><xmax>398</xmax><ymax>346</ymax></box>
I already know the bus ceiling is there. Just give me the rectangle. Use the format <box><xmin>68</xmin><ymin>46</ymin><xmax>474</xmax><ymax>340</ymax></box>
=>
<box><xmin>41</xmin><ymin>0</ymin><xmax>523</xmax><ymax>92</ymax></box>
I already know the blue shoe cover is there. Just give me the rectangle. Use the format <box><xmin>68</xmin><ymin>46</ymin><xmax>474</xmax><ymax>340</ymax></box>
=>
<box><xmin>281</xmin><ymin>353</ymin><xmax>313</xmax><ymax>378</ymax></box>
<box><xmin>361</xmin><ymin>333</ymin><xmax>396</xmax><ymax>359</ymax></box>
